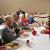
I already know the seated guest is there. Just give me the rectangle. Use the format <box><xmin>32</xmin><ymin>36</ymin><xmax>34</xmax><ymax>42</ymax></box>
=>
<box><xmin>19</xmin><ymin>14</ymin><xmax>29</xmax><ymax>30</ymax></box>
<box><xmin>2</xmin><ymin>15</ymin><xmax>24</xmax><ymax>44</ymax></box>
<box><xmin>13</xmin><ymin>14</ymin><xmax>19</xmax><ymax>28</ymax></box>
<box><xmin>25</xmin><ymin>13</ymin><xmax>30</xmax><ymax>24</ymax></box>
<box><xmin>13</xmin><ymin>13</ymin><xmax>23</xmax><ymax>30</ymax></box>
<box><xmin>16</xmin><ymin>8</ymin><xmax>25</xmax><ymax>17</ymax></box>
<box><xmin>0</xmin><ymin>16</ymin><xmax>4</xmax><ymax>24</ymax></box>
<box><xmin>28</xmin><ymin>13</ymin><xmax>35</xmax><ymax>24</ymax></box>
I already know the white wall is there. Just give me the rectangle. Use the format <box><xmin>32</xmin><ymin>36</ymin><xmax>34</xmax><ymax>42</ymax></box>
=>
<box><xmin>0</xmin><ymin>0</ymin><xmax>50</xmax><ymax>14</ymax></box>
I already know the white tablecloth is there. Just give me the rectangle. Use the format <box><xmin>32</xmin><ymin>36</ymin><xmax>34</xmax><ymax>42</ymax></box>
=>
<box><xmin>0</xmin><ymin>25</ymin><xmax>50</xmax><ymax>50</ymax></box>
<box><xmin>12</xmin><ymin>32</ymin><xmax>50</xmax><ymax>50</ymax></box>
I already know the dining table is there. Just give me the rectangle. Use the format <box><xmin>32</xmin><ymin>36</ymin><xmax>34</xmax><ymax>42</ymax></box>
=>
<box><xmin>11</xmin><ymin>30</ymin><xmax>50</xmax><ymax>50</ymax></box>
<box><xmin>0</xmin><ymin>25</ymin><xmax>50</xmax><ymax>50</ymax></box>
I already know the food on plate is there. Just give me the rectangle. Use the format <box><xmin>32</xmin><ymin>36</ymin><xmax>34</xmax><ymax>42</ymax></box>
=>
<box><xmin>43</xmin><ymin>29</ymin><xmax>50</xmax><ymax>34</ymax></box>
<box><xmin>6</xmin><ymin>43</ymin><xmax>19</xmax><ymax>49</ymax></box>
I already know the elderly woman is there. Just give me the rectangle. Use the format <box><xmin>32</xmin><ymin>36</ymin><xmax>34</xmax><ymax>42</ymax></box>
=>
<box><xmin>2</xmin><ymin>15</ymin><xmax>24</xmax><ymax>44</ymax></box>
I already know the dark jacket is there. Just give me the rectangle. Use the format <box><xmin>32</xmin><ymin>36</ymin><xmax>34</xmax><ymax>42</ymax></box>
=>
<box><xmin>0</xmin><ymin>18</ymin><xmax>4</xmax><ymax>24</ymax></box>
<box><xmin>2</xmin><ymin>26</ymin><xmax>20</xmax><ymax>44</ymax></box>
<box><xmin>28</xmin><ymin>17</ymin><xmax>35</xmax><ymax>24</ymax></box>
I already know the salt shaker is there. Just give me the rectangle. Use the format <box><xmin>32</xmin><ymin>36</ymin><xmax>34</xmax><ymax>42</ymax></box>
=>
<box><xmin>26</xmin><ymin>40</ymin><xmax>30</xmax><ymax>46</ymax></box>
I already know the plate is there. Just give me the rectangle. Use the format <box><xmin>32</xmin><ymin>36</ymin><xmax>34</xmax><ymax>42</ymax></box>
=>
<box><xmin>5</xmin><ymin>42</ymin><xmax>20</xmax><ymax>49</ymax></box>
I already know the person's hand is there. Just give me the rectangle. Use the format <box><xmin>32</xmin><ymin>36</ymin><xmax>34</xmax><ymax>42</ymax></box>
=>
<box><xmin>19</xmin><ymin>30</ymin><xmax>24</xmax><ymax>35</ymax></box>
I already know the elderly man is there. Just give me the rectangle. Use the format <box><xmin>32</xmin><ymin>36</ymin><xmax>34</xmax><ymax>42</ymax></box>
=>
<box><xmin>2</xmin><ymin>15</ymin><xmax>24</xmax><ymax>44</ymax></box>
